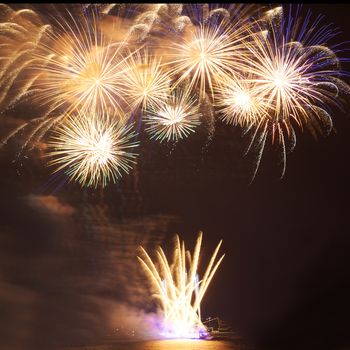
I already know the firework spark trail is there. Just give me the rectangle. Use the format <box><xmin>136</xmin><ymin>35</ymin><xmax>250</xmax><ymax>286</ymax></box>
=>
<box><xmin>0</xmin><ymin>4</ymin><xmax>51</xmax><ymax>112</ymax></box>
<box><xmin>125</xmin><ymin>4</ymin><xmax>192</xmax><ymax>43</ymax></box>
<box><xmin>124</xmin><ymin>4</ymin><xmax>167</xmax><ymax>43</ymax></box>
<box><xmin>138</xmin><ymin>232</ymin><xmax>225</xmax><ymax>339</ymax></box>
<box><xmin>0</xmin><ymin>115</ymin><xmax>48</xmax><ymax>150</ymax></box>
<box><xmin>144</xmin><ymin>89</ymin><xmax>202</xmax><ymax>143</ymax></box>
<box><xmin>47</xmin><ymin>112</ymin><xmax>140</xmax><ymax>188</ymax></box>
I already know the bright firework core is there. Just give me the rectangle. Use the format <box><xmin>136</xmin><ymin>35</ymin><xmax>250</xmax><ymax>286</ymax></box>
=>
<box><xmin>234</xmin><ymin>91</ymin><xmax>252</xmax><ymax>109</ymax></box>
<box><xmin>138</xmin><ymin>232</ymin><xmax>225</xmax><ymax>339</ymax></box>
<box><xmin>83</xmin><ymin>131</ymin><xmax>112</xmax><ymax>164</ymax></box>
<box><xmin>145</xmin><ymin>91</ymin><xmax>201</xmax><ymax>142</ymax></box>
<box><xmin>159</xmin><ymin>105</ymin><xmax>186</xmax><ymax>125</ymax></box>
<box><xmin>272</xmin><ymin>70</ymin><xmax>290</xmax><ymax>89</ymax></box>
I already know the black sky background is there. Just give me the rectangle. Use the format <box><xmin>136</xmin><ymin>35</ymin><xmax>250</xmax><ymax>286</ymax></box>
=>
<box><xmin>0</xmin><ymin>3</ymin><xmax>350</xmax><ymax>350</ymax></box>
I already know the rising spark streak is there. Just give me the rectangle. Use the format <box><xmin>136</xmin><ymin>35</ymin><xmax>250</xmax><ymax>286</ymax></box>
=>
<box><xmin>138</xmin><ymin>232</ymin><xmax>225</xmax><ymax>339</ymax></box>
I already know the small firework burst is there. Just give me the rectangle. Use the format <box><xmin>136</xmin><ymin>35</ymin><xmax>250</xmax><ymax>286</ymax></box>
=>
<box><xmin>215</xmin><ymin>73</ymin><xmax>270</xmax><ymax>127</ymax></box>
<box><xmin>120</xmin><ymin>49</ymin><xmax>171</xmax><ymax>111</ymax></box>
<box><xmin>144</xmin><ymin>90</ymin><xmax>201</xmax><ymax>142</ymax></box>
<box><xmin>47</xmin><ymin>112</ymin><xmax>139</xmax><ymax>188</ymax></box>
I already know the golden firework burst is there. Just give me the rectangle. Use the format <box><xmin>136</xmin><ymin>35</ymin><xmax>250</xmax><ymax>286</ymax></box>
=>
<box><xmin>47</xmin><ymin>111</ymin><xmax>139</xmax><ymax>188</ymax></box>
<box><xmin>144</xmin><ymin>90</ymin><xmax>201</xmax><ymax>142</ymax></box>
<box><xmin>119</xmin><ymin>49</ymin><xmax>171</xmax><ymax>111</ymax></box>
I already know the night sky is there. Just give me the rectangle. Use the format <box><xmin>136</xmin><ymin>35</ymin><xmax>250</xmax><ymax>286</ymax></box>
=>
<box><xmin>0</xmin><ymin>3</ymin><xmax>350</xmax><ymax>350</ymax></box>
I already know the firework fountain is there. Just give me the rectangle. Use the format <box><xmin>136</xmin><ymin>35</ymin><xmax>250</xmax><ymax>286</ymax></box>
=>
<box><xmin>138</xmin><ymin>232</ymin><xmax>225</xmax><ymax>339</ymax></box>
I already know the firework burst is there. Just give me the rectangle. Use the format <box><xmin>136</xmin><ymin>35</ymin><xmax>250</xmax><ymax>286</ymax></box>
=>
<box><xmin>0</xmin><ymin>4</ymin><xmax>349</xmax><ymax>184</ymax></box>
<box><xmin>166</xmin><ymin>21</ymin><xmax>249</xmax><ymax>99</ymax></box>
<box><xmin>47</xmin><ymin>112</ymin><xmax>139</xmax><ymax>188</ymax></box>
<box><xmin>33</xmin><ymin>10</ymin><xmax>134</xmax><ymax>116</ymax></box>
<box><xmin>215</xmin><ymin>73</ymin><xmax>270</xmax><ymax>127</ymax></box>
<box><xmin>0</xmin><ymin>6</ymin><xmax>140</xmax><ymax>153</ymax></box>
<box><xmin>119</xmin><ymin>49</ymin><xmax>171</xmax><ymax>111</ymax></box>
<box><xmin>138</xmin><ymin>232</ymin><xmax>225</xmax><ymax>339</ymax></box>
<box><xmin>144</xmin><ymin>90</ymin><xmax>201</xmax><ymax>143</ymax></box>
<box><xmin>238</xmin><ymin>6</ymin><xmax>350</xmax><ymax>179</ymax></box>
